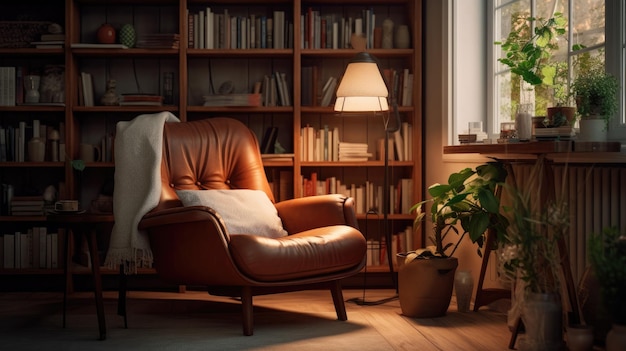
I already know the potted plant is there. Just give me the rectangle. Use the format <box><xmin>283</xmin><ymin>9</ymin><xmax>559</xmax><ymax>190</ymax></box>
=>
<box><xmin>570</xmin><ymin>68</ymin><xmax>619</xmax><ymax>141</ymax></box>
<box><xmin>398</xmin><ymin>162</ymin><xmax>509</xmax><ymax>318</ymax></box>
<box><xmin>497</xmin><ymin>160</ymin><xmax>569</xmax><ymax>349</ymax></box>
<box><xmin>495</xmin><ymin>12</ymin><xmax>574</xmax><ymax>127</ymax></box>
<box><xmin>587</xmin><ymin>227</ymin><xmax>626</xmax><ymax>350</ymax></box>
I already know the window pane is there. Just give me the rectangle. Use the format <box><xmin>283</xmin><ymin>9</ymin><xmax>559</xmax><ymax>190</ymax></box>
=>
<box><xmin>572</xmin><ymin>0</ymin><xmax>606</xmax><ymax>49</ymax></box>
<box><xmin>493</xmin><ymin>0</ymin><xmax>607</xmax><ymax>138</ymax></box>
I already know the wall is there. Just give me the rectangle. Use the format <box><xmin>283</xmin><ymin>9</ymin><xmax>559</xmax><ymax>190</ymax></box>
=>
<box><xmin>423</xmin><ymin>0</ymin><xmax>506</xmax><ymax>293</ymax></box>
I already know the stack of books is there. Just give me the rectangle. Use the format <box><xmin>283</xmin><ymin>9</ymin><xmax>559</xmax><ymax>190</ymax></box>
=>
<box><xmin>136</xmin><ymin>33</ymin><xmax>180</xmax><ymax>49</ymax></box>
<box><xmin>10</xmin><ymin>196</ymin><xmax>45</xmax><ymax>216</ymax></box>
<box><xmin>119</xmin><ymin>94</ymin><xmax>164</xmax><ymax>106</ymax></box>
<box><xmin>338</xmin><ymin>142</ymin><xmax>371</xmax><ymax>161</ymax></box>
<box><xmin>30</xmin><ymin>33</ymin><xmax>65</xmax><ymax>49</ymax></box>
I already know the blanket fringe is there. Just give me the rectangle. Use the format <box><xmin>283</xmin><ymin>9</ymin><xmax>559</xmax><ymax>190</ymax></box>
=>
<box><xmin>104</xmin><ymin>248</ymin><xmax>154</xmax><ymax>275</ymax></box>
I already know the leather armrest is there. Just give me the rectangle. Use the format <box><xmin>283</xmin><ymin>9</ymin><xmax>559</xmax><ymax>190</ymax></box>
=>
<box><xmin>139</xmin><ymin>206</ymin><xmax>231</xmax><ymax>244</ymax></box>
<box><xmin>275</xmin><ymin>194</ymin><xmax>358</xmax><ymax>234</ymax></box>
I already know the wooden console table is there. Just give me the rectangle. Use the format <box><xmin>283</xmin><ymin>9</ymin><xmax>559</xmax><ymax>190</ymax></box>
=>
<box><xmin>47</xmin><ymin>213</ymin><xmax>114</xmax><ymax>341</ymax></box>
<box><xmin>444</xmin><ymin>140</ymin><xmax>622</xmax><ymax>349</ymax></box>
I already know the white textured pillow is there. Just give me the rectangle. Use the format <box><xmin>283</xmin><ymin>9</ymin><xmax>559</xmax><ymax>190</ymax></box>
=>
<box><xmin>176</xmin><ymin>189</ymin><xmax>288</xmax><ymax>238</ymax></box>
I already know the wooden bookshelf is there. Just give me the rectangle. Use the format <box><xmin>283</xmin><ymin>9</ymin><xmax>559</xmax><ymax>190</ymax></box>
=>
<box><xmin>0</xmin><ymin>0</ymin><xmax>422</xmax><ymax>282</ymax></box>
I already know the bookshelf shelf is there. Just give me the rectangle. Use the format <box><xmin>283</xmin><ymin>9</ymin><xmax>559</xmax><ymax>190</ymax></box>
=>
<box><xmin>0</xmin><ymin>215</ymin><xmax>48</xmax><ymax>222</ymax></box>
<box><xmin>301</xmin><ymin>160</ymin><xmax>414</xmax><ymax>167</ymax></box>
<box><xmin>0</xmin><ymin>268</ymin><xmax>64</xmax><ymax>275</ymax></box>
<box><xmin>0</xmin><ymin>162</ymin><xmax>64</xmax><ymax>168</ymax></box>
<box><xmin>187</xmin><ymin>106</ymin><xmax>293</xmax><ymax>113</ymax></box>
<box><xmin>0</xmin><ymin>48</ymin><xmax>65</xmax><ymax>56</ymax></box>
<box><xmin>72</xmin><ymin>106</ymin><xmax>179</xmax><ymax>113</ymax></box>
<box><xmin>187</xmin><ymin>49</ymin><xmax>294</xmax><ymax>57</ymax></box>
<box><xmin>300</xmin><ymin>48</ymin><xmax>414</xmax><ymax>57</ymax></box>
<box><xmin>71</xmin><ymin>48</ymin><xmax>180</xmax><ymax>57</ymax></box>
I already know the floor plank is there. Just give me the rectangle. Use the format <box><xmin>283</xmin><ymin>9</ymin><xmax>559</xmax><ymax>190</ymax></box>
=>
<box><xmin>0</xmin><ymin>288</ymin><xmax>517</xmax><ymax>350</ymax></box>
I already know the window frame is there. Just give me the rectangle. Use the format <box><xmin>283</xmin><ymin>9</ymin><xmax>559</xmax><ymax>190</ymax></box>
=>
<box><xmin>482</xmin><ymin>0</ymin><xmax>625</xmax><ymax>143</ymax></box>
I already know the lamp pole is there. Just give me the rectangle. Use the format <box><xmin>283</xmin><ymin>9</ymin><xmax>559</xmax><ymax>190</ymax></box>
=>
<box><xmin>384</xmin><ymin>101</ymin><xmax>401</xmax><ymax>292</ymax></box>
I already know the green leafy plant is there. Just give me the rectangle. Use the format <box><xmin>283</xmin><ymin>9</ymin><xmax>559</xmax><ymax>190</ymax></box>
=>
<box><xmin>498</xmin><ymin>160</ymin><xmax>568</xmax><ymax>295</ymax></box>
<box><xmin>410</xmin><ymin>162</ymin><xmax>509</xmax><ymax>259</ymax></box>
<box><xmin>495</xmin><ymin>12</ymin><xmax>567</xmax><ymax>87</ymax></box>
<box><xmin>588</xmin><ymin>226</ymin><xmax>626</xmax><ymax>325</ymax></box>
<box><xmin>570</xmin><ymin>68</ymin><xmax>619</xmax><ymax>127</ymax></box>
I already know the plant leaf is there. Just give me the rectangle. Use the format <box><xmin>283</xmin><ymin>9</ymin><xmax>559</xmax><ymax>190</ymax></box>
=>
<box><xmin>71</xmin><ymin>160</ymin><xmax>85</xmax><ymax>171</ymax></box>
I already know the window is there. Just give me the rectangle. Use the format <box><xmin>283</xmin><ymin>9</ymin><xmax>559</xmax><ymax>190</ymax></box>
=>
<box><xmin>480</xmin><ymin>0</ymin><xmax>625</xmax><ymax>142</ymax></box>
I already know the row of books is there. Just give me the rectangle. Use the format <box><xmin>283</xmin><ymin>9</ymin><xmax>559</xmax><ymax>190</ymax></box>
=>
<box><xmin>0</xmin><ymin>120</ymin><xmax>65</xmax><ymax>163</ymax></box>
<box><xmin>77</xmin><ymin>71</ymin><xmax>164</xmax><ymax>108</ymax></box>
<box><xmin>299</xmin><ymin>122</ymin><xmax>413</xmax><ymax>162</ymax></box>
<box><xmin>0</xmin><ymin>121</ymin><xmax>112</xmax><ymax>166</ymax></box>
<box><xmin>0</xmin><ymin>67</ymin><xmax>18</xmax><ymax>106</ymax></box>
<box><xmin>78</xmin><ymin>72</ymin><xmax>95</xmax><ymax>106</ymax></box>
<box><xmin>388</xmin><ymin>68</ymin><xmax>414</xmax><ymax>107</ymax></box>
<box><xmin>9</xmin><ymin>196</ymin><xmax>46</xmax><ymax>216</ymax></box>
<box><xmin>302</xmin><ymin>7</ymin><xmax>379</xmax><ymax>50</ymax></box>
<box><xmin>188</xmin><ymin>8</ymin><xmax>292</xmax><ymax>50</ymax></box>
<box><xmin>366</xmin><ymin>226</ymin><xmax>414</xmax><ymax>267</ymax></box>
<box><xmin>1</xmin><ymin>227</ymin><xmax>63</xmax><ymax>269</ymax></box>
<box><xmin>301</xmin><ymin>66</ymin><xmax>337</xmax><ymax>107</ymax></box>
<box><xmin>300</xmin><ymin>173</ymin><xmax>413</xmax><ymax>215</ymax></box>
<box><xmin>203</xmin><ymin>71</ymin><xmax>290</xmax><ymax>107</ymax></box>
<box><xmin>266</xmin><ymin>169</ymin><xmax>294</xmax><ymax>203</ymax></box>
<box><xmin>0</xmin><ymin>65</ymin><xmax>66</xmax><ymax>106</ymax></box>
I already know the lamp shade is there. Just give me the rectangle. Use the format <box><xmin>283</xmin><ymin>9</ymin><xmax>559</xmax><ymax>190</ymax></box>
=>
<box><xmin>334</xmin><ymin>52</ymin><xmax>389</xmax><ymax>112</ymax></box>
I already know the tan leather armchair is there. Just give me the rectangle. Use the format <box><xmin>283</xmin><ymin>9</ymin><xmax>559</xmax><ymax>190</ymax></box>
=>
<box><xmin>136</xmin><ymin>117</ymin><xmax>366</xmax><ymax>335</ymax></box>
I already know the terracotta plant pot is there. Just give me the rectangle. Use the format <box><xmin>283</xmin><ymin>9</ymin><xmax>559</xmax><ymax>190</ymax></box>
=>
<box><xmin>398</xmin><ymin>256</ymin><xmax>458</xmax><ymax>318</ymax></box>
<box><xmin>546</xmin><ymin>106</ymin><xmax>576</xmax><ymax>127</ymax></box>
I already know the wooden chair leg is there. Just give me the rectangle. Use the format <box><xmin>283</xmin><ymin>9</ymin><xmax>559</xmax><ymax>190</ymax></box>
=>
<box><xmin>330</xmin><ymin>280</ymin><xmax>348</xmax><ymax>321</ymax></box>
<box><xmin>509</xmin><ymin>316</ymin><xmax>522</xmax><ymax>349</ymax></box>
<box><xmin>117</xmin><ymin>264</ymin><xmax>128</xmax><ymax>329</ymax></box>
<box><xmin>241</xmin><ymin>286</ymin><xmax>253</xmax><ymax>336</ymax></box>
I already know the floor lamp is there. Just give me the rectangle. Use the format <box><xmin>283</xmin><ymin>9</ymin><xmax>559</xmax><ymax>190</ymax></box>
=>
<box><xmin>334</xmin><ymin>52</ymin><xmax>401</xmax><ymax>302</ymax></box>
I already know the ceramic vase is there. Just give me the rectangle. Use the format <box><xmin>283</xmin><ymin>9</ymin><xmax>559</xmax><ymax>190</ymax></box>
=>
<box><xmin>119</xmin><ymin>24</ymin><xmax>136</xmax><ymax>48</ymax></box>
<box><xmin>606</xmin><ymin>324</ymin><xmax>626</xmax><ymax>351</ymax></box>
<box><xmin>520</xmin><ymin>292</ymin><xmax>563</xmax><ymax>351</ymax></box>
<box><xmin>394</xmin><ymin>25</ymin><xmax>410</xmax><ymax>49</ymax></box>
<box><xmin>97</xmin><ymin>23</ymin><xmax>116</xmax><ymax>44</ymax></box>
<box><xmin>382</xmin><ymin>18</ymin><xmax>394</xmax><ymax>49</ymax></box>
<box><xmin>28</xmin><ymin>120</ymin><xmax>45</xmax><ymax>162</ymax></box>
<box><xmin>566</xmin><ymin>324</ymin><xmax>594</xmax><ymax>351</ymax></box>
<box><xmin>454</xmin><ymin>270</ymin><xmax>473</xmax><ymax>313</ymax></box>
<box><xmin>515</xmin><ymin>104</ymin><xmax>532</xmax><ymax>141</ymax></box>
<box><xmin>24</xmin><ymin>75</ymin><xmax>41</xmax><ymax>103</ymax></box>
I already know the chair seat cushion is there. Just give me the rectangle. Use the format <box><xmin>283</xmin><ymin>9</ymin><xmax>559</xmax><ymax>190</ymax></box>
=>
<box><xmin>228</xmin><ymin>225</ymin><xmax>366</xmax><ymax>282</ymax></box>
<box><xmin>176</xmin><ymin>189</ymin><xmax>288</xmax><ymax>238</ymax></box>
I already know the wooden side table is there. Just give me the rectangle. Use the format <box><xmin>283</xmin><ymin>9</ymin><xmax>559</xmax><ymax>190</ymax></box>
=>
<box><xmin>47</xmin><ymin>213</ymin><xmax>114</xmax><ymax>341</ymax></box>
<box><xmin>444</xmin><ymin>141</ymin><xmax>621</xmax><ymax>349</ymax></box>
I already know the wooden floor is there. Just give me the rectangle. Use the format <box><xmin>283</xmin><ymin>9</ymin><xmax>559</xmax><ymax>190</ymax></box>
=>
<box><xmin>0</xmin><ymin>288</ymin><xmax>519</xmax><ymax>350</ymax></box>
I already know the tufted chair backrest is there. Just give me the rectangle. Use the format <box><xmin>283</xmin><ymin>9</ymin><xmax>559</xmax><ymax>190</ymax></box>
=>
<box><xmin>154</xmin><ymin>118</ymin><xmax>274</xmax><ymax>211</ymax></box>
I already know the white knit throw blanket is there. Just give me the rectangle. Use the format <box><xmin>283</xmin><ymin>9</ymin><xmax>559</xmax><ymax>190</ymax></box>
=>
<box><xmin>104</xmin><ymin>111</ymin><xmax>180</xmax><ymax>273</ymax></box>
